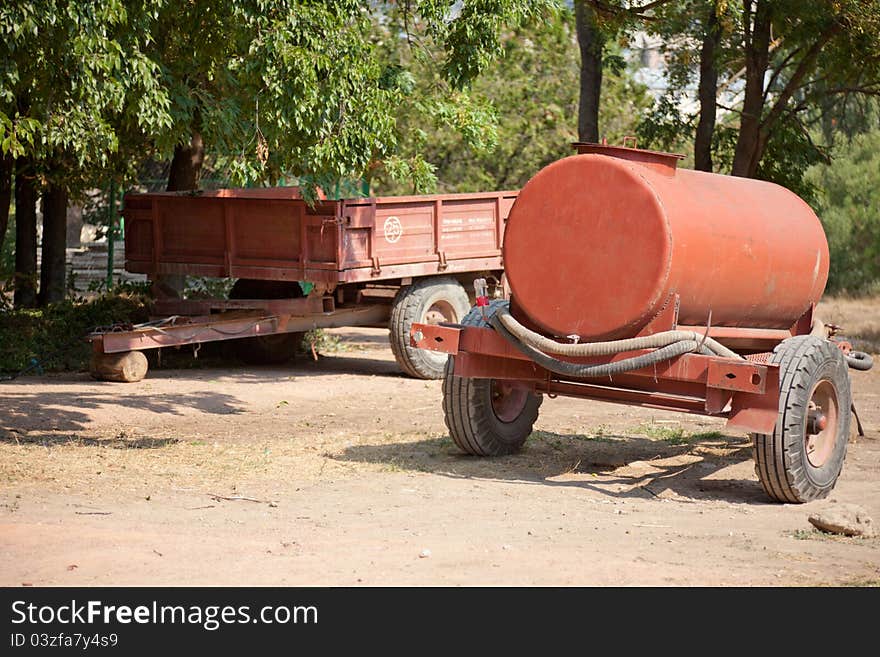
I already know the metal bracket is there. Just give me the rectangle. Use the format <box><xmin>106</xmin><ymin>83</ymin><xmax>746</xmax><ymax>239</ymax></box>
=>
<box><xmin>706</xmin><ymin>359</ymin><xmax>768</xmax><ymax>394</ymax></box>
<box><xmin>410</xmin><ymin>323</ymin><xmax>460</xmax><ymax>355</ymax></box>
<box><xmin>833</xmin><ymin>339</ymin><xmax>853</xmax><ymax>356</ymax></box>
<box><xmin>371</xmin><ymin>256</ymin><xmax>381</xmax><ymax>276</ymax></box>
<box><xmin>438</xmin><ymin>251</ymin><xmax>448</xmax><ymax>271</ymax></box>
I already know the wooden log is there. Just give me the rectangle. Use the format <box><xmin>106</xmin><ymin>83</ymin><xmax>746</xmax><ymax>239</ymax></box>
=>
<box><xmin>90</xmin><ymin>350</ymin><xmax>149</xmax><ymax>383</ymax></box>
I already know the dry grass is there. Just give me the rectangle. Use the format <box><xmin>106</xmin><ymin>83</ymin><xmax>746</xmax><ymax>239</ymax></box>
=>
<box><xmin>0</xmin><ymin>427</ymin><xmax>362</xmax><ymax>496</ymax></box>
<box><xmin>816</xmin><ymin>295</ymin><xmax>880</xmax><ymax>353</ymax></box>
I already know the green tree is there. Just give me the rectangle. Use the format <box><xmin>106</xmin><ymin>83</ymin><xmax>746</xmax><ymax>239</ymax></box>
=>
<box><xmin>139</xmin><ymin>0</ymin><xmax>558</xmax><ymax>195</ymax></box>
<box><xmin>0</xmin><ymin>1</ymin><xmax>171</xmax><ymax>306</ymax></box>
<box><xmin>806</xmin><ymin>126</ymin><xmax>880</xmax><ymax>293</ymax></box>
<box><xmin>636</xmin><ymin>1</ymin><xmax>740</xmax><ymax>171</ymax></box>
<box><xmin>1</xmin><ymin>1</ymin><xmax>556</xmax><ymax>307</ymax></box>
<box><xmin>574</xmin><ymin>1</ymin><xmax>676</xmax><ymax>142</ymax></box>
<box><xmin>638</xmin><ymin>0</ymin><xmax>880</xmax><ymax>196</ymax></box>
<box><xmin>374</xmin><ymin>6</ymin><xmax>652</xmax><ymax>194</ymax></box>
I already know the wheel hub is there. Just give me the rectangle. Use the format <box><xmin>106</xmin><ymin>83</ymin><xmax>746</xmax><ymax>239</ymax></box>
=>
<box><xmin>805</xmin><ymin>380</ymin><xmax>839</xmax><ymax>468</ymax></box>
<box><xmin>490</xmin><ymin>380</ymin><xmax>529</xmax><ymax>423</ymax></box>
<box><xmin>424</xmin><ymin>300</ymin><xmax>457</xmax><ymax>325</ymax></box>
<box><xmin>807</xmin><ymin>411</ymin><xmax>827</xmax><ymax>434</ymax></box>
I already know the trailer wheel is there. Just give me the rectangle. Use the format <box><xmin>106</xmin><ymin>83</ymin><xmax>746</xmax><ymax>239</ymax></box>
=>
<box><xmin>441</xmin><ymin>303</ymin><xmax>542</xmax><ymax>456</ymax></box>
<box><xmin>228</xmin><ymin>279</ymin><xmax>305</xmax><ymax>365</ymax></box>
<box><xmin>752</xmin><ymin>335</ymin><xmax>852</xmax><ymax>503</ymax></box>
<box><xmin>389</xmin><ymin>277</ymin><xmax>471</xmax><ymax>379</ymax></box>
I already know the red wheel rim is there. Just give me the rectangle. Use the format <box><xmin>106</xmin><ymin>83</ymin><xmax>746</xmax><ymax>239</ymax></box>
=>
<box><xmin>424</xmin><ymin>300</ymin><xmax>457</xmax><ymax>325</ymax></box>
<box><xmin>805</xmin><ymin>379</ymin><xmax>839</xmax><ymax>468</ymax></box>
<box><xmin>490</xmin><ymin>380</ymin><xmax>528</xmax><ymax>423</ymax></box>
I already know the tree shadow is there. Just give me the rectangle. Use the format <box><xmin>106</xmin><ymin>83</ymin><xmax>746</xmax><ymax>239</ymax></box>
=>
<box><xmin>0</xmin><ymin>390</ymin><xmax>246</xmax><ymax>434</ymax></box>
<box><xmin>135</xmin><ymin>332</ymin><xmax>405</xmax><ymax>379</ymax></box>
<box><xmin>334</xmin><ymin>429</ymin><xmax>771</xmax><ymax>505</ymax></box>
<box><xmin>139</xmin><ymin>352</ymin><xmax>407</xmax><ymax>381</ymax></box>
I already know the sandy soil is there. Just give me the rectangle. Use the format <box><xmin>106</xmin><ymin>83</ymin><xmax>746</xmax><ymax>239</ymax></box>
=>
<box><xmin>1</xmin><ymin>299</ymin><xmax>878</xmax><ymax>586</ymax></box>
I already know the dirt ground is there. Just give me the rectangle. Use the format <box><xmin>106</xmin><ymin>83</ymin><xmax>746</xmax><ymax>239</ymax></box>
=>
<box><xmin>1</xmin><ymin>296</ymin><xmax>879</xmax><ymax>586</ymax></box>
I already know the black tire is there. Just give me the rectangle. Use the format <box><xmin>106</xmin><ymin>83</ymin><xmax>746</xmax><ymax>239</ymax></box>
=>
<box><xmin>389</xmin><ymin>277</ymin><xmax>471</xmax><ymax>379</ymax></box>
<box><xmin>752</xmin><ymin>335</ymin><xmax>852</xmax><ymax>503</ymax></box>
<box><xmin>442</xmin><ymin>301</ymin><xmax>542</xmax><ymax>456</ymax></box>
<box><xmin>228</xmin><ymin>279</ymin><xmax>305</xmax><ymax>365</ymax></box>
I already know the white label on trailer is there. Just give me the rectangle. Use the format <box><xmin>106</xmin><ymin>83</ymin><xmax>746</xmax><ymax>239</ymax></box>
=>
<box><xmin>384</xmin><ymin>216</ymin><xmax>403</xmax><ymax>243</ymax></box>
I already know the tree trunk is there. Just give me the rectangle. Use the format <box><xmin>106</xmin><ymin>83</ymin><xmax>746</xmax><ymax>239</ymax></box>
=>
<box><xmin>14</xmin><ymin>159</ymin><xmax>38</xmax><ymax>308</ymax></box>
<box><xmin>731</xmin><ymin>0</ymin><xmax>772</xmax><ymax>177</ymax></box>
<box><xmin>161</xmin><ymin>127</ymin><xmax>205</xmax><ymax>297</ymax></box>
<box><xmin>694</xmin><ymin>3</ymin><xmax>721</xmax><ymax>172</ymax></box>
<box><xmin>38</xmin><ymin>182</ymin><xmax>68</xmax><ymax>306</ymax></box>
<box><xmin>166</xmin><ymin>128</ymin><xmax>204</xmax><ymax>191</ymax></box>
<box><xmin>0</xmin><ymin>153</ymin><xmax>12</xmax><ymax>254</ymax></box>
<box><xmin>575</xmin><ymin>2</ymin><xmax>605</xmax><ymax>142</ymax></box>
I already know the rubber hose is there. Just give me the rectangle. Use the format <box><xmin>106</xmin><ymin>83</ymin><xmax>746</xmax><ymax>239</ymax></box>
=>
<box><xmin>492</xmin><ymin>304</ymin><xmax>742</xmax><ymax>360</ymax></box>
<box><xmin>489</xmin><ymin>315</ymin><xmax>706</xmax><ymax>378</ymax></box>
<box><xmin>846</xmin><ymin>351</ymin><xmax>874</xmax><ymax>371</ymax></box>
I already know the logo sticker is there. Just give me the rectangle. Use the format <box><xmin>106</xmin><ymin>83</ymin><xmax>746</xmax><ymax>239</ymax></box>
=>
<box><xmin>383</xmin><ymin>216</ymin><xmax>403</xmax><ymax>244</ymax></box>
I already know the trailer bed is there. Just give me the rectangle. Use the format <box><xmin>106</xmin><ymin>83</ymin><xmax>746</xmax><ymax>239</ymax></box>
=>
<box><xmin>123</xmin><ymin>188</ymin><xmax>517</xmax><ymax>289</ymax></box>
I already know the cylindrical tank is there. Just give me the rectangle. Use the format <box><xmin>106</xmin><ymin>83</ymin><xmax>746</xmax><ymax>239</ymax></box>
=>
<box><xmin>503</xmin><ymin>144</ymin><xmax>829</xmax><ymax>340</ymax></box>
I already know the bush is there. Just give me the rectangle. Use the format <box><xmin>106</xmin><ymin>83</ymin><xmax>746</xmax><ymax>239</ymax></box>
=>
<box><xmin>807</xmin><ymin>130</ymin><xmax>880</xmax><ymax>294</ymax></box>
<box><xmin>0</xmin><ymin>293</ymin><xmax>150</xmax><ymax>374</ymax></box>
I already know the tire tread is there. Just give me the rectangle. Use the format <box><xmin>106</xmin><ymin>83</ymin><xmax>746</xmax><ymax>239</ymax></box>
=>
<box><xmin>389</xmin><ymin>277</ymin><xmax>470</xmax><ymax>379</ymax></box>
<box><xmin>753</xmin><ymin>335</ymin><xmax>851</xmax><ymax>503</ymax></box>
<box><xmin>442</xmin><ymin>301</ymin><xmax>542</xmax><ymax>456</ymax></box>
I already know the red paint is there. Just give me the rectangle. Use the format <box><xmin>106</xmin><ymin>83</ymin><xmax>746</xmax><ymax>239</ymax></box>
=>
<box><xmin>503</xmin><ymin>144</ymin><xmax>829</xmax><ymax>340</ymax></box>
<box><xmin>124</xmin><ymin>188</ymin><xmax>517</xmax><ymax>287</ymax></box>
<box><xmin>409</xmin><ymin>320</ymin><xmax>780</xmax><ymax>434</ymax></box>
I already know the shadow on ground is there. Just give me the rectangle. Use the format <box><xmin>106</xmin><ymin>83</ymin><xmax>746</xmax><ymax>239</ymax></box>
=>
<box><xmin>324</xmin><ymin>328</ymin><xmax>392</xmax><ymax>347</ymax></box>
<box><xmin>134</xmin><ymin>358</ymin><xmax>405</xmax><ymax>382</ymax></box>
<box><xmin>133</xmin><ymin>347</ymin><xmax>405</xmax><ymax>381</ymax></box>
<box><xmin>143</xmin><ymin>328</ymin><xmax>400</xmax><ymax>378</ymax></box>
<box><xmin>334</xmin><ymin>429</ymin><xmax>770</xmax><ymax>505</ymax></box>
<box><xmin>0</xmin><ymin>390</ymin><xmax>246</xmax><ymax>433</ymax></box>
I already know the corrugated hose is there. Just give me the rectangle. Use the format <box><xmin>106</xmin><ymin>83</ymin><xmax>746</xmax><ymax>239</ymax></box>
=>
<box><xmin>484</xmin><ymin>302</ymin><xmax>742</xmax><ymax>379</ymax></box>
<box><xmin>491</xmin><ymin>304</ymin><xmax>743</xmax><ymax>360</ymax></box>
<box><xmin>846</xmin><ymin>351</ymin><xmax>874</xmax><ymax>371</ymax></box>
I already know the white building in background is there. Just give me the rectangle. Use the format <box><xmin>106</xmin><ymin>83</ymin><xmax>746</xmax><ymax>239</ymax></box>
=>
<box><xmin>627</xmin><ymin>29</ymin><xmax>748</xmax><ymax>118</ymax></box>
<box><xmin>627</xmin><ymin>31</ymin><xmax>699</xmax><ymax>114</ymax></box>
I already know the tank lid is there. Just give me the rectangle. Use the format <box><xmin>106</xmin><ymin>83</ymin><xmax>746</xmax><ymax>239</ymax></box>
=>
<box><xmin>572</xmin><ymin>141</ymin><xmax>684</xmax><ymax>175</ymax></box>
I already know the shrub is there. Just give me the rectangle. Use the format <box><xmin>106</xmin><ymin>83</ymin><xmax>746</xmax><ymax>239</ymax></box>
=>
<box><xmin>807</xmin><ymin>130</ymin><xmax>880</xmax><ymax>294</ymax></box>
<box><xmin>0</xmin><ymin>293</ymin><xmax>150</xmax><ymax>374</ymax></box>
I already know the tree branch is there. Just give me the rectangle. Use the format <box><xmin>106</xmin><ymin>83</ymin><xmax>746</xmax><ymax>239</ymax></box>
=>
<box><xmin>716</xmin><ymin>102</ymin><xmax>743</xmax><ymax>115</ymax></box>
<box><xmin>585</xmin><ymin>0</ymin><xmax>676</xmax><ymax>21</ymax></box>
<box><xmin>780</xmin><ymin>84</ymin><xmax>880</xmax><ymax>125</ymax></box>
<box><xmin>763</xmin><ymin>41</ymin><xmax>803</xmax><ymax>99</ymax></box>
<box><xmin>759</xmin><ymin>19</ymin><xmax>843</xmax><ymax>133</ymax></box>
<box><xmin>816</xmin><ymin>85</ymin><xmax>880</xmax><ymax>96</ymax></box>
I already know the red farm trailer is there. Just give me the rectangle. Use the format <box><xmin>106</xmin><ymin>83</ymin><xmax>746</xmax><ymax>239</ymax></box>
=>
<box><xmin>410</xmin><ymin>142</ymin><xmax>873</xmax><ymax>504</ymax></box>
<box><xmin>88</xmin><ymin>187</ymin><xmax>517</xmax><ymax>382</ymax></box>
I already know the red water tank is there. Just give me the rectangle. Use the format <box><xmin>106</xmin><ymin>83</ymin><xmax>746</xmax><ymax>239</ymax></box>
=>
<box><xmin>503</xmin><ymin>144</ymin><xmax>829</xmax><ymax>340</ymax></box>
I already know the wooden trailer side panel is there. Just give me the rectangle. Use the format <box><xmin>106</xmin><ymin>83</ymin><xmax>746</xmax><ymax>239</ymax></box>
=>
<box><xmin>124</xmin><ymin>189</ymin><xmax>516</xmax><ymax>286</ymax></box>
<box><xmin>338</xmin><ymin>192</ymin><xmax>515</xmax><ymax>282</ymax></box>
<box><xmin>125</xmin><ymin>194</ymin><xmax>342</xmax><ymax>284</ymax></box>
